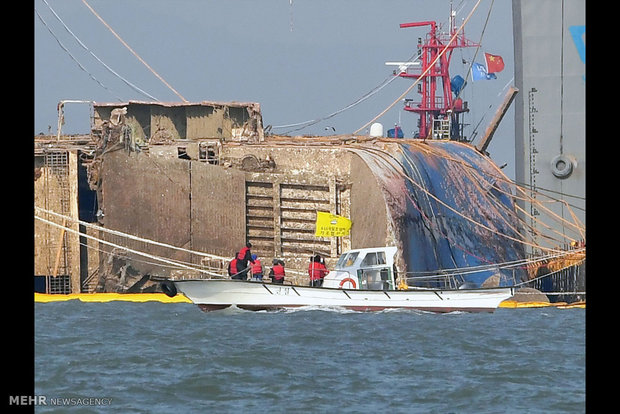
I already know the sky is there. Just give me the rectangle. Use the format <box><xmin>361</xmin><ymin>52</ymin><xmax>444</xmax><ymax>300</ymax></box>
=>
<box><xmin>34</xmin><ymin>0</ymin><xmax>516</xmax><ymax>178</ymax></box>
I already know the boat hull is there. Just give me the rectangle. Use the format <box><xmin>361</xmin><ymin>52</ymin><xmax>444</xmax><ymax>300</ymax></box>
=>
<box><xmin>172</xmin><ymin>280</ymin><xmax>514</xmax><ymax>313</ymax></box>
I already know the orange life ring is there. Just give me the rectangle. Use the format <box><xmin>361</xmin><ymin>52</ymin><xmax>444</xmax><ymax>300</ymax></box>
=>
<box><xmin>339</xmin><ymin>277</ymin><xmax>357</xmax><ymax>289</ymax></box>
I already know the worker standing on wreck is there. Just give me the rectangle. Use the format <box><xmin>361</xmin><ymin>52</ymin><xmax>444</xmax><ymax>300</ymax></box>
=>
<box><xmin>269</xmin><ymin>259</ymin><xmax>285</xmax><ymax>284</ymax></box>
<box><xmin>236</xmin><ymin>242</ymin><xmax>255</xmax><ymax>280</ymax></box>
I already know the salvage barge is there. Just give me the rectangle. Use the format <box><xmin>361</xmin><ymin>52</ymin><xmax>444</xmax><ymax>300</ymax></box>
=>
<box><xmin>34</xmin><ymin>99</ymin><xmax>583</xmax><ymax>300</ymax></box>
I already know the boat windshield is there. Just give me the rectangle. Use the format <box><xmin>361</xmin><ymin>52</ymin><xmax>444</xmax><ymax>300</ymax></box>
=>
<box><xmin>360</xmin><ymin>251</ymin><xmax>386</xmax><ymax>267</ymax></box>
<box><xmin>335</xmin><ymin>252</ymin><xmax>359</xmax><ymax>269</ymax></box>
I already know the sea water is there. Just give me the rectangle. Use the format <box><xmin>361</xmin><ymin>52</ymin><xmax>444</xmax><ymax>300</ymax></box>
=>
<box><xmin>34</xmin><ymin>302</ymin><xmax>585</xmax><ymax>413</ymax></box>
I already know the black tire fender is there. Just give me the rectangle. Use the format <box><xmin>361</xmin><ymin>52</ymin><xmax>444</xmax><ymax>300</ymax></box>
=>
<box><xmin>161</xmin><ymin>280</ymin><xmax>177</xmax><ymax>297</ymax></box>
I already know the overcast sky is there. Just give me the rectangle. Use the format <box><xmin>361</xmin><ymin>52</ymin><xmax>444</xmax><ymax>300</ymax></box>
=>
<box><xmin>34</xmin><ymin>0</ymin><xmax>516</xmax><ymax>178</ymax></box>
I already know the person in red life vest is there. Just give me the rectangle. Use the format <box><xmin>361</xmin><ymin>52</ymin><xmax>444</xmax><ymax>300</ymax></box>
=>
<box><xmin>308</xmin><ymin>254</ymin><xmax>328</xmax><ymax>287</ymax></box>
<box><xmin>228</xmin><ymin>254</ymin><xmax>242</xmax><ymax>280</ymax></box>
<box><xmin>250</xmin><ymin>254</ymin><xmax>263</xmax><ymax>281</ymax></box>
<box><xmin>236</xmin><ymin>242</ymin><xmax>255</xmax><ymax>280</ymax></box>
<box><xmin>269</xmin><ymin>259</ymin><xmax>285</xmax><ymax>284</ymax></box>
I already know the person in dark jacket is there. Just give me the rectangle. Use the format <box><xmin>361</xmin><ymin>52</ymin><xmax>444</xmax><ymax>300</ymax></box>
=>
<box><xmin>236</xmin><ymin>242</ymin><xmax>255</xmax><ymax>280</ymax></box>
<box><xmin>269</xmin><ymin>259</ymin><xmax>285</xmax><ymax>284</ymax></box>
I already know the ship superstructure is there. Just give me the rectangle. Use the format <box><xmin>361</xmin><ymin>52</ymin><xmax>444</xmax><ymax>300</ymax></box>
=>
<box><xmin>395</xmin><ymin>7</ymin><xmax>479</xmax><ymax>140</ymax></box>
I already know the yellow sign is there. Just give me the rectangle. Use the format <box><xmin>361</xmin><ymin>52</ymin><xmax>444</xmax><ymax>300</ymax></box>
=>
<box><xmin>314</xmin><ymin>211</ymin><xmax>352</xmax><ymax>237</ymax></box>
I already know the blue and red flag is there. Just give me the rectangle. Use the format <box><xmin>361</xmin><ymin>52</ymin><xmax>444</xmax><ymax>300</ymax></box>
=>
<box><xmin>471</xmin><ymin>62</ymin><xmax>496</xmax><ymax>81</ymax></box>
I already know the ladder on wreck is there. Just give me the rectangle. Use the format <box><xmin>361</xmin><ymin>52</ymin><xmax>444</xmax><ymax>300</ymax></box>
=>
<box><xmin>43</xmin><ymin>150</ymin><xmax>73</xmax><ymax>294</ymax></box>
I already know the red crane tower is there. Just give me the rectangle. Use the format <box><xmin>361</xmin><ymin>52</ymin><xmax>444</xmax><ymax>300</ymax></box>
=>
<box><xmin>398</xmin><ymin>10</ymin><xmax>479</xmax><ymax>140</ymax></box>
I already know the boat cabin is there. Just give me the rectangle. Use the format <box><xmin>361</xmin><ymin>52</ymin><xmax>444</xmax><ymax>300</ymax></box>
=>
<box><xmin>323</xmin><ymin>247</ymin><xmax>398</xmax><ymax>290</ymax></box>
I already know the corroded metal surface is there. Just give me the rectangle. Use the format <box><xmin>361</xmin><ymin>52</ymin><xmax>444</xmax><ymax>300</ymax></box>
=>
<box><xmin>350</xmin><ymin>141</ymin><xmax>527</xmax><ymax>287</ymax></box>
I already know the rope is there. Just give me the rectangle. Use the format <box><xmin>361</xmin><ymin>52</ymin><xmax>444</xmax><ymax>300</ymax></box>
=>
<box><xmin>513</xmin><ymin>258</ymin><xmax>585</xmax><ymax>287</ymax></box>
<box><xmin>35</xmin><ymin>206</ymin><xmax>583</xmax><ymax>285</ymax></box>
<box><xmin>404</xmin><ymin>248</ymin><xmax>584</xmax><ymax>277</ymax></box>
<box><xmin>450</xmin><ymin>0</ymin><xmax>494</xmax><ymax>112</ymax></box>
<box><xmin>350</xmin><ymin>145</ymin><xmax>543</xmax><ymax>253</ymax></box>
<box><xmin>39</xmin><ymin>0</ymin><xmax>158</xmax><ymax>101</ymax></box>
<box><xmin>409</xmin><ymin>144</ymin><xmax>584</xmax><ymax>249</ymax></box>
<box><xmin>353</xmin><ymin>0</ymin><xmax>484</xmax><ymax>135</ymax></box>
<box><xmin>35</xmin><ymin>206</ymin><xmax>228</xmax><ymax>261</ymax></box>
<box><xmin>272</xmin><ymin>70</ymin><xmax>403</xmax><ymax>134</ymax></box>
<box><xmin>35</xmin><ymin>8</ymin><xmax>123</xmax><ymax>102</ymax></box>
<box><xmin>384</xmin><ymin>140</ymin><xmax>585</xmax><ymax>248</ymax></box>
<box><xmin>35</xmin><ymin>207</ymin><xmax>309</xmax><ymax>279</ymax></box>
<box><xmin>35</xmin><ymin>213</ymin><xmax>224</xmax><ymax>278</ymax></box>
<box><xmin>72</xmin><ymin>234</ymin><xmax>226</xmax><ymax>275</ymax></box>
<box><xmin>349</xmin><ymin>142</ymin><xmax>586</xmax><ymax>256</ymax></box>
<box><xmin>81</xmin><ymin>0</ymin><xmax>188</xmax><ymax>103</ymax></box>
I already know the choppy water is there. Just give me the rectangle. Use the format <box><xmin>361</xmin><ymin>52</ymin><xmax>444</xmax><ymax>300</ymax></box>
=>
<box><xmin>35</xmin><ymin>302</ymin><xmax>585</xmax><ymax>413</ymax></box>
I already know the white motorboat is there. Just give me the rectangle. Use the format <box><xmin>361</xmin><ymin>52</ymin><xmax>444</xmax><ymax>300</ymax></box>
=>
<box><xmin>161</xmin><ymin>246</ymin><xmax>514</xmax><ymax>313</ymax></box>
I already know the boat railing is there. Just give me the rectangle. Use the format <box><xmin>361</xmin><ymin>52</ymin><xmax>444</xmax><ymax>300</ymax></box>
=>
<box><xmin>404</xmin><ymin>272</ymin><xmax>466</xmax><ymax>290</ymax></box>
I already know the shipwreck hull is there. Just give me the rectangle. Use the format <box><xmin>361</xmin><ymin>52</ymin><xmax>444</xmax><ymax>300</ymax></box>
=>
<box><xmin>93</xmin><ymin>139</ymin><xmax>527</xmax><ymax>289</ymax></box>
<box><xmin>352</xmin><ymin>141</ymin><xmax>527</xmax><ymax>287</ymax></box>
<box><xmin>35</xmin><ymin>101</ymin><xmax>528</xmax><ymax>292</ymax></box>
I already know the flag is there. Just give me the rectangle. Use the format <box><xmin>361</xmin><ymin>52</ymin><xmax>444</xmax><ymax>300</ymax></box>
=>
<box><xmin>471</xmin><ymin>62</ymin><xmax>496</xmax><ymax>81</ymax></box>
<box><xmin>315</xmin><ymin>211</ymin><xmax>352</xmax><ymax>237</ymax></box>
<box><xmin>484</xmin><ymin>52</ymin><xmax>505</xmax><ymax>73</ymax></box>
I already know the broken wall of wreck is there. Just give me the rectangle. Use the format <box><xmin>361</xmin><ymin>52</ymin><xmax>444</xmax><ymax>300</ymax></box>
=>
<box><xmin>92</xmin><ymin>101</ymin><xmax>264</xmax><ymax>145</ymax></box>
<box><xmin>95</xmin><ymin>142</ymin><xmax>402</xmax><ymax>286</ymax></box>
<box><xmin>100</xmin><ymin>151</ymin><xmax>192</xmax><ymax>274</ymax></box>
<box><xmin>34</xmin><ymin>150</ymin><xmax>82</xmax><ymax>293</ymax></box>
<box><xmin>190</xmin><ymin>162</ymin><xmax>246</xmax><ymax>258</ymax></box>
<box><xmin>99</xmin><ymin>150</ymin><xmax>246</xmax><ymax>277</ymax></box>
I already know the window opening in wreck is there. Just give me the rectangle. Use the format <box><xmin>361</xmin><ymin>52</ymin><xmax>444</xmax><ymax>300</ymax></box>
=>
<box><xmin>78</xmin><ymin>156</ymin><xmax>97</xmax><ymax>223</ymax></box>
<box><xmin>199</xmin><ymin>143</ymin><xmax>218</xmax><ymax>165</ymax></box>
<box><xmin>207</xmin><ymin>148</ymin><xmax>217</xmax><ymax>164</ymax></box>
<box><xmin>177</xmin><ymin>147</ymin><xmax>191</xmax><ymax>160</ymax></box>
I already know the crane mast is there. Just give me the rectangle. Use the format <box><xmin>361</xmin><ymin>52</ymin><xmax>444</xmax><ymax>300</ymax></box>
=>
<box><xmin>398</xmin><ymin>8</ymin><xmax>479</xmax><ymax>140</ymax></box>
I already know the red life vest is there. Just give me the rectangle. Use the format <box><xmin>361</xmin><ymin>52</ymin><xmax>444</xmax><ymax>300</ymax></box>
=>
<box><xmin>272</xmin><ymin>264</ymin><xmax>285</xmax><ymax>280</ymax></box>
<box><xmin>229</xmin><ymin>258</ymin><xmax>238</xmax><ymax>275</ymax></box>
<box><xmin>237</xmin><ymin>246</ymin><xmax>250</xmax><ymax>261</ymax></box>
<box><xmin>308</xmin><ymin>262</ymin><xmax>328</xmax><ymax>280</ymax></box>
<box><xmin>251</xmin><ymin>259</ymin><xmax>262</xmax><ymax>274</ymax></box>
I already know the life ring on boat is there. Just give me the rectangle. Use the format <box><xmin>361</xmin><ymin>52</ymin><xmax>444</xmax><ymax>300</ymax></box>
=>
<box><xmin>161</xmin><ymin>280</ymin><xmax>177</xmax><ymax>297</ymax></box>
<box><xmin>550</xmin><ymin>154</ymin><xmax>574</xmax><ymax>179</ymax></box>
<box><xmin>339</xmin><ymin>277</ymin><xmax>357</xmax><ymax>289</ymax></box>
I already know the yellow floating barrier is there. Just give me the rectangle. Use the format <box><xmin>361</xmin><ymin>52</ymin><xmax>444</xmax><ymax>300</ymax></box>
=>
<box><xmin>35</xmin><ymin>292</ymin><xmax>192</xmax><ymax>304</ymax></box>
<box><xmin>556</xmin><ymin>301</ymin><xmax>586</xmax><ymax>309</ymax></box>
<box><xmin>35</xmin><ymin>293</ymin><xmax>81</xmax><ymax>303</ymax></box>
<box><xmin>499</xmin><ymin>300</ymin><xmax>585</xmax><ymax>309</ymax></box>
